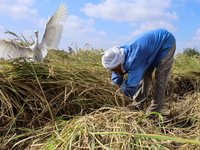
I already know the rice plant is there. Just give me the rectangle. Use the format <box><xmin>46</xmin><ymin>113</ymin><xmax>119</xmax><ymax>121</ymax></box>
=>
<box><xmin>0</xmin><ymin>32</ymin><xmax>200</xmax><ymax>149</ymax></box>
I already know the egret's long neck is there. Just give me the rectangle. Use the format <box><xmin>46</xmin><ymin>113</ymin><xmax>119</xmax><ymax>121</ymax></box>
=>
<box><xmin>34</xmin><ymin>33</ymin><xmax>39</xmax><ymax>49</ymax></box>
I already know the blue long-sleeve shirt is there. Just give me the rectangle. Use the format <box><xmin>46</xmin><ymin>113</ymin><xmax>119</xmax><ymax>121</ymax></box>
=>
<box><xmin>111</xmin><ymin>28</ymin><xmax>175</xmax><ymax>97</ymax></box>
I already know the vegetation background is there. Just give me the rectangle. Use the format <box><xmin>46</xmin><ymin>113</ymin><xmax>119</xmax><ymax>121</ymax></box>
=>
<box><xmin>0</xmin><ymin>36</ymin><xmax>200</xmax><ymax>149</ymax></box>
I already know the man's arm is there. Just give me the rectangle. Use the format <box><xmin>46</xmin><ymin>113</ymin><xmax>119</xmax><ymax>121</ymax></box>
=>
<box><xmin>121</xmin><ymin>65</ymin><xmax>144</xmax><ymax>98</ymax></box>
<box><xmin>111</xmin><ymin>72</ymin><xmax>124</xmax><ymax>86</ymax></box>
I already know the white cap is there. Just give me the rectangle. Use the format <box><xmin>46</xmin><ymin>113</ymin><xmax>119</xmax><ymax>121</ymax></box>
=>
<box><xmin>102</xmin><ymin>46</ymin><xmax>125</xmax><ymax>71</ymax></box>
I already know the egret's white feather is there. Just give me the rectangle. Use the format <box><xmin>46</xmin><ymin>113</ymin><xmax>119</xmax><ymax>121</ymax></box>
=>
<box><xmin>0</xmin><ymin>2</ymin><xmax>68</xmax><ymax>63</ymax></box>
<box><xmin>0</xmin><ymin>39</ymin><xmax>33</xmax><ymax>60</ymax></box>
<box><xmin>40</xmin><ymin>2</ymin><xmax>68</xmax><ymax>58</ymax></box>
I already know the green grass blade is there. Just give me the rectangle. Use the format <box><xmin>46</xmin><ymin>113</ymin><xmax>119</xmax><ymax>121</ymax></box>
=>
<box><xmin>92</xmin><ymin>132</ymin><xmax>200</xmax><ymax>145</ymax></box>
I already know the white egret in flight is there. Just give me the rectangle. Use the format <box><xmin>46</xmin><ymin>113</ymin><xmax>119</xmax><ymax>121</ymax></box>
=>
<box><xmin>0</xmin><ymin>2</ymin><xmax>68</xmax><ymax>63</ymax></box>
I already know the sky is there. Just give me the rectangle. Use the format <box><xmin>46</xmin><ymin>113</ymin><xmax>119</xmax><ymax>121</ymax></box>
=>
<box><xmin>0</xmin><ymin>0</ymin><xmax>200</xmax><ymax>54</ymax></box>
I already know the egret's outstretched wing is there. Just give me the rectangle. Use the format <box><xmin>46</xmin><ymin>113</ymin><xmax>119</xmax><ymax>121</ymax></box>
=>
<box><xmin>40</xmin><ymin>2</ymin><xmax>68</xmax><ymax>57</ymax></box>
<box><xmin>0</xmin><ymin>39</ymin><xmax>33</xmax><ymax>60</ymax></box>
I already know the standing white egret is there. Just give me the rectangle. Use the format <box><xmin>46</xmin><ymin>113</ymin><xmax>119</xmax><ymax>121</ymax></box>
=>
<box><xmin>0</xmin><ymin>2</ymin><xmax>68</xmax><ymax>63</ymax></box>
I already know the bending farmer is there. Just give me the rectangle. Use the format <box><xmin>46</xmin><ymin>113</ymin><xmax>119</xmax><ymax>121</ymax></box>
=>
<box><xmin>101</xmin><ymin>28</ymin><xmax>176</xmax><ymax>116</ymax></box>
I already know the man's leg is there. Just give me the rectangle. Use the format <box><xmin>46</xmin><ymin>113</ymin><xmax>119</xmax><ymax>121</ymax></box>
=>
<box><xmin>146</xmin><ymin>42</ymin><xmax>176</xmax><ymax>115</ymax></box>
<box><xmin>128</xmin><ymin>67</ymin><xmax>153</xmax><ymax>109</ymax></box>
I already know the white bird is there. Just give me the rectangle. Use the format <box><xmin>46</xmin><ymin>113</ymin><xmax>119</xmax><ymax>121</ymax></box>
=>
<box><xmin>0</xmin><ymin>2</ymin><xmax>68</xmax><ymax>63</ymax></box>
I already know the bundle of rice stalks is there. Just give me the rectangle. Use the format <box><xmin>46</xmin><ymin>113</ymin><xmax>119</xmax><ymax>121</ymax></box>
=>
<box><xmin>24</xmin><ymin>105</ymin><xmax>200</xmax><ymax>150</ymax></box>
<box><xmin>0</xmin><ymin>49</ymin><xmax>129</xmax><ymax>148</ymax></box>
<box><xmin>1</xmin><ymin>50</ymin><xmax>200</xmax><ymax>149</ymax></box>
<box><xmin>7</xmin><ymin>90</ymin><xmax>200</xmax><ymax>149</ymax></box>
<box><xmin>172</xmin><ymin>53</ymin><xmax>200</xmax><ymax>77</ymax></box>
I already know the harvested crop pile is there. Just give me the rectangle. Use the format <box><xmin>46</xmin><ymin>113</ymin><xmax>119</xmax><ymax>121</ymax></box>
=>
<box><xmin>28</xmin><ymin>101</ymin><xmax>200</xmax><ymax>150</ymax></box>
<box><xmin>0</xmin><ymin>50</ymin><xmax>200</xmax><ymax>149</ymax></box>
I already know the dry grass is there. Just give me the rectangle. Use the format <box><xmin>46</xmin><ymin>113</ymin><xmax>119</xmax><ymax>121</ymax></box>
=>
<box><xmin>0</xmin><ymin>50</ymin><xmax>200</xmax><ymax>149</ymax></box>
<box><xmin>26</xmin><ymin>101</ymin><xmax>200</xmax><ymax>150</ymax></box>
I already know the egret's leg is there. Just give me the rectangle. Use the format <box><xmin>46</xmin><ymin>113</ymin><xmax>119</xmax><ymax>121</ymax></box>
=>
<box><xmin>33</xmin><ymin>56</ymin><xmax>36</xmax><ymax>64</ymax></box>
<box><xmin>41</xmin><ymin>57</ymin><xmax>43</xmax><ymax>63</ymax></box>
